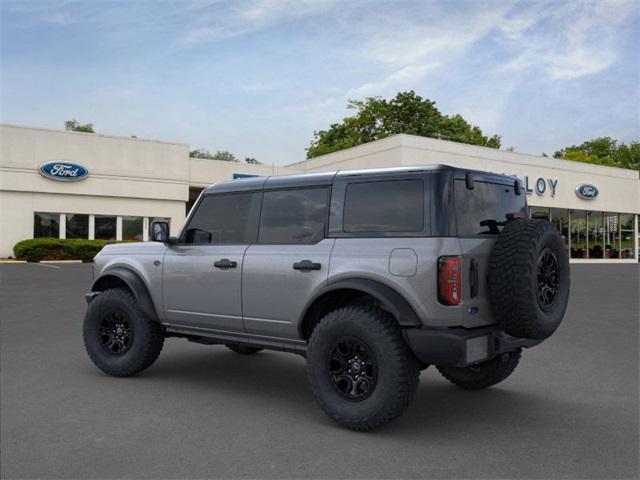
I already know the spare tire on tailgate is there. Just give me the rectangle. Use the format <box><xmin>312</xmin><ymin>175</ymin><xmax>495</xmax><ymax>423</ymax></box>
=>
<box><xmin>488</xmin><ymin>219</ymin><xmax>570</xmax><ymax>340</ymax></box>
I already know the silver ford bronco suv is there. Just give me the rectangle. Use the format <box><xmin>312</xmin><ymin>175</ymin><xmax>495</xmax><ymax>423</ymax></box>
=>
<box><xmin>84</xmin><ymin>165</ymin><xmax>570</xmax><ymax>431</ymax></box>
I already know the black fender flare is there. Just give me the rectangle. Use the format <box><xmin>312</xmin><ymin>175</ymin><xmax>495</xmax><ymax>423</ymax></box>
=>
<box><xmin>92</xmin><ymin>267</ymin><xmax>159</xmax><ymax>321</ymax></box>
<box><xmin>299</xmin><ymin>278</ymin><xmax>422</xmax><ymax>332</ymax></box>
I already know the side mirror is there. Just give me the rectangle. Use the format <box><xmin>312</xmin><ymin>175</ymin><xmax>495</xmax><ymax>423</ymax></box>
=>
<box><xmin>150</xmin><ymin>221</ymin><xmax>170</xmax><ymax>243</ymax></box>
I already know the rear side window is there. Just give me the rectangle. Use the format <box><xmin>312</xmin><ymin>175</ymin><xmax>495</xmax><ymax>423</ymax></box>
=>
<box><xmin>184</xmin><ymin>193</ymin><xmax>259</xmax><ymax>244</ymax></box>
<box><xmin>259</xmin><ymin>188</ymin><xmax>329</xmax><ymax>244</ymax></box>
<box><xmin>455</xmin><ymin>180</ymin><xmax>526</xmax><ymax>236</ymax></box>
<box><xmin>343</xmin><ymin>180</ymin><xmax>424</xmax><ymax>233</ymax></box>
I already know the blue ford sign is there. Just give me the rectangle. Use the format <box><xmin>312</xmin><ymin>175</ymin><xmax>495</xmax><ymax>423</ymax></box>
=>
<box><xmin>39</xmin><ymin>161</ymin><xmax>89</xmax><ymax>182</ymax></box>
<box><xmin>575</xmin><ymin>184</ymin><xmax>598</xmax><ymax>200</ymax></box>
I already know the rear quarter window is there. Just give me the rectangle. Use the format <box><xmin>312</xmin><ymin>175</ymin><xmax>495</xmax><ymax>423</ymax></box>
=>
<box><xmin>343</xmin><ymin>179</ymin><xmax>424</xmax><ymax>233</ymax></box>
<box><xmin>455</xmin><ymin>180</ymin><xmax>526</xmax><ymax>236</ymax></box>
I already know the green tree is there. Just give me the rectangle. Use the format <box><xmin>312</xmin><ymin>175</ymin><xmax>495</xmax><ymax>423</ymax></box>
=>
<box><xmin>306</xmin><ymin>91</ymin><xmax>501</xmax><ymax>158</ymax></box>
<box><xmin>189</xmin><ymin>149</ymin><xmax>239</xmax><ymax>162</ymax></box>
<box><xmin>212</xmin><ymin>150</ymin><xmax>238</xmax><ymax>162</ymax></box>
<box><xmin>554</xmin><ymin>137</ymin><xmax>640</xmax><ymax>171</ymax></box>
<box><xmin>64</xmin><ymin>119</ymin><xmax>94</xmax><ymax>133</ymax></box>
<box><xmin>189</xmin><ymin>149</ymin><xmax>215</xmax><ymax>159</ymax></box>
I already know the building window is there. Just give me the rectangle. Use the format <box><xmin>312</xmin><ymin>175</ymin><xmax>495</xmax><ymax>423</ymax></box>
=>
<box><xmin>66</xmin><ymin>214</ymin><xmax>89</xmax><ymax>239</ymax></box>
<box><xmin>122</xmin><ymin>216</ymin><xmax>143</xmax><ymax>241</ymax></box>
<box><xmin>530</xmin><ymin>207</ymin><xmax>550</xmax><ymax>220</ymax></box>
<box><xmin>95</xmin><ymin>215</ymin><xmax>117</xmax><ymax>240</ymax></box>
<box><xmin>570</xmin><ymin>210</ymin><xmax>587</xmax><ymax>258</ymax></box>
<box><xmin>604</xmin><ymin>213</ymin><xmax>620</xmax><ymax>259</ymax></box>
<box><xmin>588</xmin><ymin>211</ymin><xmax>604</xmax><ymax>259</ymax></box>
<box><xmin>151</xmin><ymin>217</ymin><xmax>170</xmax><ymax>225</ymax></box>
<box><xmin>550</xmin><ymin>208</ymin><xmax>569</xmax><ymax>255</ymax></box>
<box><xmin>34</xmin><ymin>212</ymin><xmax>60</xmax><ymax>238</ymax></box>
<box><xmin>620</xmin><ymin>214</ymin><xmax>636</xmax><ymax>259</ymax></box>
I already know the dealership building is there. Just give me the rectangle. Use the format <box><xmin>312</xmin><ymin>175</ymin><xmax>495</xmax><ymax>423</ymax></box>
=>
<box><xmin>1</xmin><ymin>124</ymin><xmax>638</xmax><ymax>262</ymax></box>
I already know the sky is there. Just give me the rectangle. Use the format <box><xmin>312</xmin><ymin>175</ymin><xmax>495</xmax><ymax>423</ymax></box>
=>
<box><xmin>1</xmin><ymin>0</ymin><xmax>639</xmax><ymax>166</ymax></box>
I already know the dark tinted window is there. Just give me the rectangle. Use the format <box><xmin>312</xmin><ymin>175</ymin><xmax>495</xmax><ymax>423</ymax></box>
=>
<box><xmin>122</xmin><ymin>216</ymin><xmax>143</xmax><ymax>241</ymax></box>
<box><xmin>34</xmin><ymin>212</ymin><xmax>59</xmax><ymax>238</ymax></box>
<box><xmin>343</xmin><ymin>180</ymin><xmax>424</xmax><ymax>233</ymax></box>
<box><xmin>66</xmin><ymin>214</ymin><xmax>88</xmax><ymax>239</ymax></box>
<box><xmin>455</xmin><ymin>180</ymin><xmax>527</xmax><ymax>236</ymax></box>
<box><xmin>95</xmin><ymin>215</ymin><xmax>116</xmax><ymax>240</ymax></box>
<box><xmin>259</xmin><ymin>188</ymin><xmax>329</xmax><ymax>244</ymax></box>
<box><xmin>184</xmin><ymin>193</ymin><xmax>259</xmax><ymax>244</ymax></box>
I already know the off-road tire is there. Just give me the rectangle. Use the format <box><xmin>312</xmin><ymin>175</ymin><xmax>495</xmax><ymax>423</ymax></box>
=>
<box><xmin>488</xmin><ymin>219</ymin><xmax>570</xmax><ymax>340</ymax></box>
<box><xmin>226</xmin><ymin>344</ymin><xmax>263</xmax><ymax>355</ymax></box>
<box><xmin>83</xmin><ymin>288</ymin><xmax>164</xmax><ymax>377</ymax></box>
<box><xmin>437</xmin><ymin>349</ymin><xmax>522</xmax><ymax>390</ymax></box>
<box><xmin>307</xmin><ymin>305</ymin><xmax>420</xmax><ymax>431</ymax></box>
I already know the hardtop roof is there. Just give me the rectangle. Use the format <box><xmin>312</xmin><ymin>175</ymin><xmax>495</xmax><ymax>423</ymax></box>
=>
<box><xmin>203</xmin><ymin>164</ymin><xmax>516</xmax><ymax>194</ymax></box>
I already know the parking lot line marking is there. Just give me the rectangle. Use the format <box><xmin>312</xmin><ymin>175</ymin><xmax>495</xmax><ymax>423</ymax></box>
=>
<box><xmin>34</xmin><ymin>263</ymin><xmax>61</xmax><ymax>269</ymax></box>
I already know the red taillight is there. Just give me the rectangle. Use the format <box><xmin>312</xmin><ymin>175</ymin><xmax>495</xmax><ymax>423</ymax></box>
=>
<box><xmin>438</xmin><ymin>256</ymin><xmax>461</xmax><ymax>305</ymax></box>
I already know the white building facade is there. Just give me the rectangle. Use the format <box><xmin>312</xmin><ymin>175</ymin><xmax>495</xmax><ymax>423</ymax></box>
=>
<box><xmin>0</xmin><ymin>124</ymin><xmax>292</xmax><ymax>258</ymax></box>
<box><xmin>1</xmin><ymin>125</ymin><xmax>638</xmax><ymax>262</ymax></box>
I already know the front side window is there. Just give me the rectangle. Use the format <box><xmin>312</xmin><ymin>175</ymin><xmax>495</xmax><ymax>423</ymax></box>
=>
<box><xmin>343</xmin><ymin>180</ymin><xmax>424</xmax><ymax>233</ymax></box>
<box><xmin>259</xmin><ymin>188</ymin><xmax>329</xmax><ymax>244</ymax></box>
<box><xmin>66</xmin><ymin>214</ymin><xmax>89</xmax><ymax>239</ymax></box>
<box><xmin>184</xmin><ymin>193</ymin><xmax>259</xmax><ymax>244</ymax></box>
<box><xmin>455</xmin><ymin>180</ymin><xmax>526</xmax><ymax>236</ymax></box>
<box><xmin>34</xmin><ymin>212</ymin><xmax>60</xmax><ymax>238</ymax></box>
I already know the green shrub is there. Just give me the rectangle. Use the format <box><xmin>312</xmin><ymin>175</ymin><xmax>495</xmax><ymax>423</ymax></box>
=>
<box><xmin>13</xmin><ymin>238</ymin><xmax>113</xmax><ymax>262</ymax></box>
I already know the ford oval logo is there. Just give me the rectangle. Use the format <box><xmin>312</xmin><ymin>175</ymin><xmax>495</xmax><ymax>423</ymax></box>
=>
<box><xmin>575</xmin><ymin>183</ymin><xmax>598</xmax><ymax>200</ymax></box>
<box><xmin>39</xmin><ymin>161</ymin><xmax>89</xmax><ymax>182</ymax></box>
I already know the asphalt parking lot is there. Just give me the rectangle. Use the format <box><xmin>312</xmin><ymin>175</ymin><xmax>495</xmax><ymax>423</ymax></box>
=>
<box><xmin>1</xmin><ymin>263</ymin><xmax>638</xmax><ymax>479</ymax></box>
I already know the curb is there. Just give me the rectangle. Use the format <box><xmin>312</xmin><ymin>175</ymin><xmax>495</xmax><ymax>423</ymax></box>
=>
<box><xmin>40</xmin><ymin>260</ymin><xmax>84</xmax><ymax>264</ymax></box>
<box><xmin>0</xmin><ymin>260</ymin><xmax>86</xmax><ymax>264</ymax></box>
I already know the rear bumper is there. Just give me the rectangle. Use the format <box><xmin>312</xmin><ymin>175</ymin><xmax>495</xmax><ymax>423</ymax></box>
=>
<box><xmin>403</xmin><ymin>326</ymin><xmax>541</xmax><ymax>368</ymax></box>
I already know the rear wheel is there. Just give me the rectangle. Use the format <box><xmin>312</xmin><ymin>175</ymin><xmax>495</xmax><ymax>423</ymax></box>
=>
<box><xmin>225</xmin><ymin>344</ymin><xmax>263</xmax><ymax>355</ymax></box>
<box><xmin>83</xmin><ymin>288</ymin><xmax>164</xmax><ymax>377</ymax></box>
<box><xmin>307</xmin><ymin>305</ymin><xmax>420</xmax><ymax>431</ymax></box>
<box><xmin>437</xmin><ymin>349</ymin><xmax>522</xmax><ymax>390</ymax></box>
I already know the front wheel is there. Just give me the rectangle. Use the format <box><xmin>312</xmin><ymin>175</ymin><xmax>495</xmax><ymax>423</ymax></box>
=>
<box><xmin>307</xmin><ymin>305</ymin><xmax>420</xmax><ymax>431</ymax></box>
<box><xmin>83</xmin><ymin>288</ymin><xmax>164</xmax><ymax>377</ymax></box>
<box><xmin>436</xmin><ymin>349</ymin><xmax>522</xmax><ymax>390</ymax></box>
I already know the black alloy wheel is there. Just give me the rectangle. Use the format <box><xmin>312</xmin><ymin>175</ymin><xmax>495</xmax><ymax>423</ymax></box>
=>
<box><xmin>83</xmin><ymin>288</ymin><xmax>164</xmax><ymax>377</ymax></box>
<box><xmin>99</xmin><ymin>309</ymin><xmax>134</xmax><ymax>355</ymax></box>
<box><xmin>537</xmin><ymin>247</ymin><xmax>559</xmax><ymax>310</ymax></box>
<box><xmin>307</xmin><ymin>305</ymin><xmax>420</xmax><ymax>431</ymax></box>
<box><xmin>328</xmin><ymin>337</ymin><xmax>378</xmax><ymax>401</ymax></box>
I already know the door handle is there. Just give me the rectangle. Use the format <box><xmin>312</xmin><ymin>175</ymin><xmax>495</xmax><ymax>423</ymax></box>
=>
<box><xmin>293</xmin><ymin>260</ymin><xmax>321</xmax><ymax>271</ymax></box>
<box><xmin>214</xmin><ymin>258</ymin><xmax>237</xmax><ymax>269</ymax></box>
